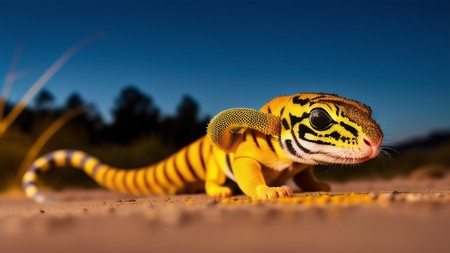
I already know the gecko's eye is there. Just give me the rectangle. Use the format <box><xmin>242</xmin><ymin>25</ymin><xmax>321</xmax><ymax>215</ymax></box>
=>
<box><xmin>309</xmin><ymin>108</ymin><xmax>333</xmax><ymax>131</ymax></box>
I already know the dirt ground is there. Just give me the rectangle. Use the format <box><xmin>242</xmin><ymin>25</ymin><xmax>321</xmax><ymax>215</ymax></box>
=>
<box><xmin>1</xmin><ymin>175</ymin><xmax>450</xmax><ymax>253</ymax></box>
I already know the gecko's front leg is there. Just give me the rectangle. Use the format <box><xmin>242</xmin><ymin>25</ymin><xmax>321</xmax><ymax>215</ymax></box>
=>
<box><xmin>232</xmin><ymin>156</ymin><xmax>293</xmax><ymax>200</ymax></box>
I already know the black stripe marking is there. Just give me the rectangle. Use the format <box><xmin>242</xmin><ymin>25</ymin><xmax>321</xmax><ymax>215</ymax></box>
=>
<box><xmin>251</xmin><ymin>130</ymin><xmax>260</xmax><ymax>148</ymax></box>
<box><xmin>30</xmin><ymin>166</ymin><xmax>41</xmax><ymax>174</ymax></box>
<box><xmin>48</xmin><ymin>157</ymin><xmax>57</xmax><ymax>168</ymax></box>
<box><xmin>298</xmin><ymin>124</ymin><xmax>335</xmax><ymax>146</ymax></box>
<box><xmin>121</xmin><ymin>170</ymin><xmax>130</xmax><ymax>193</ymax></box>
<box><xmin>325</xmin><ymin>104</ymin><xmax>333</xmax><ymax>111</ymax></box>
<box><xmin>184</xmin><ymin>148</ymin><xmax>199</xmax><ymax>180</ymax></box>
<box><xmin>304</xmin><ymin>139</ymin><xmax>334</xmax><ymax>146</ymax></box>
<box><xmin>267</xmin><ymin>106</ymin><xmax>272</xmax><ymax>114</ymax></box>
<box><xmin>91</xmin><ymin>163</ymin><xmax>102</xmax><ymax>175</ymax></box>
<box><xmin>143</xmin><ymin>169</ymin><xmax>154</xmax><ymax>193</ymax></box>
<box><xmin>151</xmin><ymin>166</ymin><xmax>163</xmax><ymax>192</ymax></box>
<box><xmin>42</xmin><ymin>153</ymin><xmax>57</xmax><ymax>168</ymax></box>
<box><xmin>198</xmin><ymin>139</ymin><xmax>207</xmax><ymax>172</ymax></box>
<box><xmin>172</xmin><ymin>158</ymin><xmax>186</xmax><ymax>184</ymax></box>
<box><xmin>291</xmin><ymin>129</ymin><xmax>314</xmax><ymax>154</ymax></box>
<box><xmin>282</xmin><ymin>118</ymin><xmax>290</xmax><ymax>130</ymax></box>
<box><xmin>284</xmin><ymin>139</ymin><xmax>299</xmax><ymax>156</ymax></box>
<box><xmin>242</xmin><ymin>130</ymin><xmax>247</xmax><ymax>141</ymax></box>
<box><xmin>340</xmin><ymin>122</ymin><xmax>359</xmax><ymax>137</ymax></box>
<box><xmin>65</xmin><ymin>150</ymin><xmax>73</xmax><ymax>166</ymax></box>
<box><xmin>144</xmin><ymin>168</ymin><xmax>156</xmax><ymax>193</ymax></box>
<box><xmin>293</xmin><ymin>96</ymin><xmax>310</xmax><ymax>106</ymax></box>
<box><xmin>299</xmin><ymin>124</ymin><xmax>318</xmax><ymax>137</ymax></box>
<box><xmin>290</xmin><ymin>112</ymin><xmax>309</xmax><ymax>126</ymax></box>
<box><xmin>335</xmin><ymin>104</ymin><xmax>340</xmax><ymax>117</ymax></box>
<box><xmin>108</xmin><ymin>169</ymin><xmax>118</xmax><ymax>189</ymax></box>
<box><xmin>225</xmin><ymin>154</ymin><xmax>234</xmax><ymax>176</ymax></box>
<box><xmin>280</xmin><ymin>106</ymin><xmax>285</xmax><ymax>116</ymax></box>
<box><xmin>325</xmin><ymin>131</ymin><xmax>341</xmax><ymax>141</ymax></box>
<box><xmin>162</xmin><ymin>161</ymin><xmax>175</xmax><ymax>186</ymax></box>
<box><xmin>101</xmin><ymin>165</ymin><xmax>109</xmax><ymax>186</ymax></box>
<box><xmin>265</xmin><ymin>135</ymin><xmax>276</xmax><ymax>153</ymax></box>
<box><xmin>132</xmin><ymin>170</ymin><xmax>140</xmax><ymax>194</ymax></box>
<box><xmin>80</xmin><ymin>154</ymin><xmax>91</xmax><ymax>169</ymax></box>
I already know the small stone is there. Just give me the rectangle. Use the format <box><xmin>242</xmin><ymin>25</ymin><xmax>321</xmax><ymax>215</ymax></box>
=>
<box><xmin>206</xmin><ymin>199</ymin><xmax>220</xmax><ymax>207</ymax></box>
<box><xmin>116</xmin><ymin>198</ymin><xmax>137</xmax><ymax>203</ymax></box>
<box><xmin>368</xmin><ymin>192</ymin><xmax>379</xmax><ymax>200</ymax></box>
<box><xmin>378</xmin><ymin>192</ymin><xmax>394</xmax><ymax>203</ymax></box>
<box><xmin>405</xmin><ymin>194</ymin><xmax>421</xmax><ymax>203</ymax></box>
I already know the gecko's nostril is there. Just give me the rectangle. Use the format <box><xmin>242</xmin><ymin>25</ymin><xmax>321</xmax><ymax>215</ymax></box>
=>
<box><xmin>364</xmin><ymin>139</ymin><xmax>371</xmax><ymax>147</ymax></box>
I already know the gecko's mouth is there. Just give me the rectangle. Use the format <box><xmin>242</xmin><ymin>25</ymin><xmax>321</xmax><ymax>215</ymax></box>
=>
<box><xmin>290</xmin><ymin>135</ymin><xmax>382</xmax><ymax>165</ymax></box>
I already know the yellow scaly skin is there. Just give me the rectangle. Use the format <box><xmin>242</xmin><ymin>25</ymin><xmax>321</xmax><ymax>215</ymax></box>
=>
<box><xmin>23</xmin><ymin>93</ymin><xmax>383</xmax><ymax>202</ymax></box>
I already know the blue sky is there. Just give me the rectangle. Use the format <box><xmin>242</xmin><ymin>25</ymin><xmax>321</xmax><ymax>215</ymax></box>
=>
<box><xmin>0</xmin><ymin>0</ymin><xmax>449</xmax><ymax>144</ymax></box>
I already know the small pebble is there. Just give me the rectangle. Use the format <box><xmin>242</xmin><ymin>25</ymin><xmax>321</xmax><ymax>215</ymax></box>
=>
<box><xmin>116</xmin><ymin>198</ymin><xmax>137</xmax><ymax>203</ymax></box>
<box><xmin>206</xmin><ymin>199</ymin><xmax>220</xmax><ymax>207</ymax></box>
<box><xmin>368</xmin><ymin>192</ymin><xmax>379</xmax><ymax>200</ymax></box>
<box><xmin>378</xmin><ymin>192</ymin><xmax>394</xmax><ymax>203</ymax></box>
<box><xmin>405</xmin><ymin>193</ymin><xmax>421</xmax><ymax>203</ymax></box>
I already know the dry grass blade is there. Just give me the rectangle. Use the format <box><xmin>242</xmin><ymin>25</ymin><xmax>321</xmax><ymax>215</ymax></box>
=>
<box><xmin>0</xmin><ymin>43</ymin><xmax>25</xmax><ymax>121</ymax></box>
<box><xmin>0</xmin><ymin>33</ymin><xmax>102</xmax><ymax>137</ymax></box>
<box><xmin>15</xmin><ymin>107</ymin><xmax>85</xmax><ymax>184</ymax></box>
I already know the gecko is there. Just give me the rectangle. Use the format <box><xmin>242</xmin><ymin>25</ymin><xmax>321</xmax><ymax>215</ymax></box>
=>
<box><xmin>23</xmin><ymin>92</ymin><xmax>383</xmax><ymax>202</ymax></box>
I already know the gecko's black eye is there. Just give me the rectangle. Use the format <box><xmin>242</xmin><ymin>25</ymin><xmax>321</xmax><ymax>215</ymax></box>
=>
<box><xmin>309</xmin><ymin>108</ymin><xmax>333</xmax><ymax>131</ymax></box>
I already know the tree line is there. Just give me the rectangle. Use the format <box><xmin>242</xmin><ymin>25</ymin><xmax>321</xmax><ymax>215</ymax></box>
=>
<box><xmin>9</xmin><ymin>85</ymin><xmax>210</xmax><ymax>149</ymax></box>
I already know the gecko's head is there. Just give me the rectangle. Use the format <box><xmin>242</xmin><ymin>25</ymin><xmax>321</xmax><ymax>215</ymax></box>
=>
<box><xmin>278</xmin><ymin>93</ymin><xmax>383</xmax><ymax>165</ymax></box>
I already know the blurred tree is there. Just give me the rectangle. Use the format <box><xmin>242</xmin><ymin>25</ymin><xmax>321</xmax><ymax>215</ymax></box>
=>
<box><xmin>171</xmin><ymin>95</ymin><xmax>209</xmax><ymax>147</ymax></box>
<box><xmin>65</xmin><ymin>92</ymin><xmax>84</xmax><ymax>110</ymax></box>
<box><xmin>27</xmin><ymin>89</ymin><xmax>60</xmax><ymax>136</ymax></box>
<box><xmin>109</xmin><ymin>85</ymin><xmax>160</xmax><ymax>144</ymax></box>
<box><xmin>63</xmin><ymin>92</ymin><xmax>105</xmax><ymax>144</ymax></box>
<box><xmin>34</xmin><ymin>89</ymin><xmax>55</xmax><ymax>111</ymax></box>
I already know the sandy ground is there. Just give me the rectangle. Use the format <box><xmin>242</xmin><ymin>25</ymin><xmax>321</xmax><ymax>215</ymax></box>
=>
<box><xmin>1</xmin><ymin>175</ymin><xmax>450</xmax><ymax>253</ymax></box>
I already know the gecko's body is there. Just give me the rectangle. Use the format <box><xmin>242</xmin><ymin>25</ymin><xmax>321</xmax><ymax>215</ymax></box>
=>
<box><xmin>23</xmin><ymin>93</ymin><xmax>383</xmax><ymax>202</ymax></box>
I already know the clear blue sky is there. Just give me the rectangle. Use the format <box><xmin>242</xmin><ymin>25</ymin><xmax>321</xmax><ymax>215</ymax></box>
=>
<box><xmin>1</xmin><ymin>0</ymin><xmax>449</xmax><ymax>144</ymax></box>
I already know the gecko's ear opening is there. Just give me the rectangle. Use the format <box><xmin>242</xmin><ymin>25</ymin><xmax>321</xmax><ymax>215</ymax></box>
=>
<box><xmin>207</xmin><ymin>108</ymin><xmax>281</xmax><ymax>153</ymax></box>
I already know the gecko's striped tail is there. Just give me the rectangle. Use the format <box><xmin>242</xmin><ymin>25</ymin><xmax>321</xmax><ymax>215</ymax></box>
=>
<box><xmin>22</xmin><ymin>147</ymin><xmax>207</xmax><ymax>203</ymax></box>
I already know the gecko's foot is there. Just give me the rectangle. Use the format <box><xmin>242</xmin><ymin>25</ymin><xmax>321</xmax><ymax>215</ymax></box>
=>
<box><xmin>206</xmin><ymin>185</ymin><xmax>233</xmax><ymax>198</ymax></box>
<box><xmin>254</xmin><ymin>185</ymin><xmax>293</xmax><ymax>200</ymax></box>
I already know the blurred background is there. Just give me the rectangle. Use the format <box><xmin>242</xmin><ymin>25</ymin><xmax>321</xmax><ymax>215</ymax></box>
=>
<box><xmin>0</xmin><ymin>0</ymin><xmax>449</xmax><ymax>191</ymax></box>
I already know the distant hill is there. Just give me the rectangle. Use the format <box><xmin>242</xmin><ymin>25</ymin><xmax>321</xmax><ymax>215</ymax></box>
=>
<box><xmin>394</xmin><ymin>130</ymin><xmax>450</xmax><ymax>153</ymax></box>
